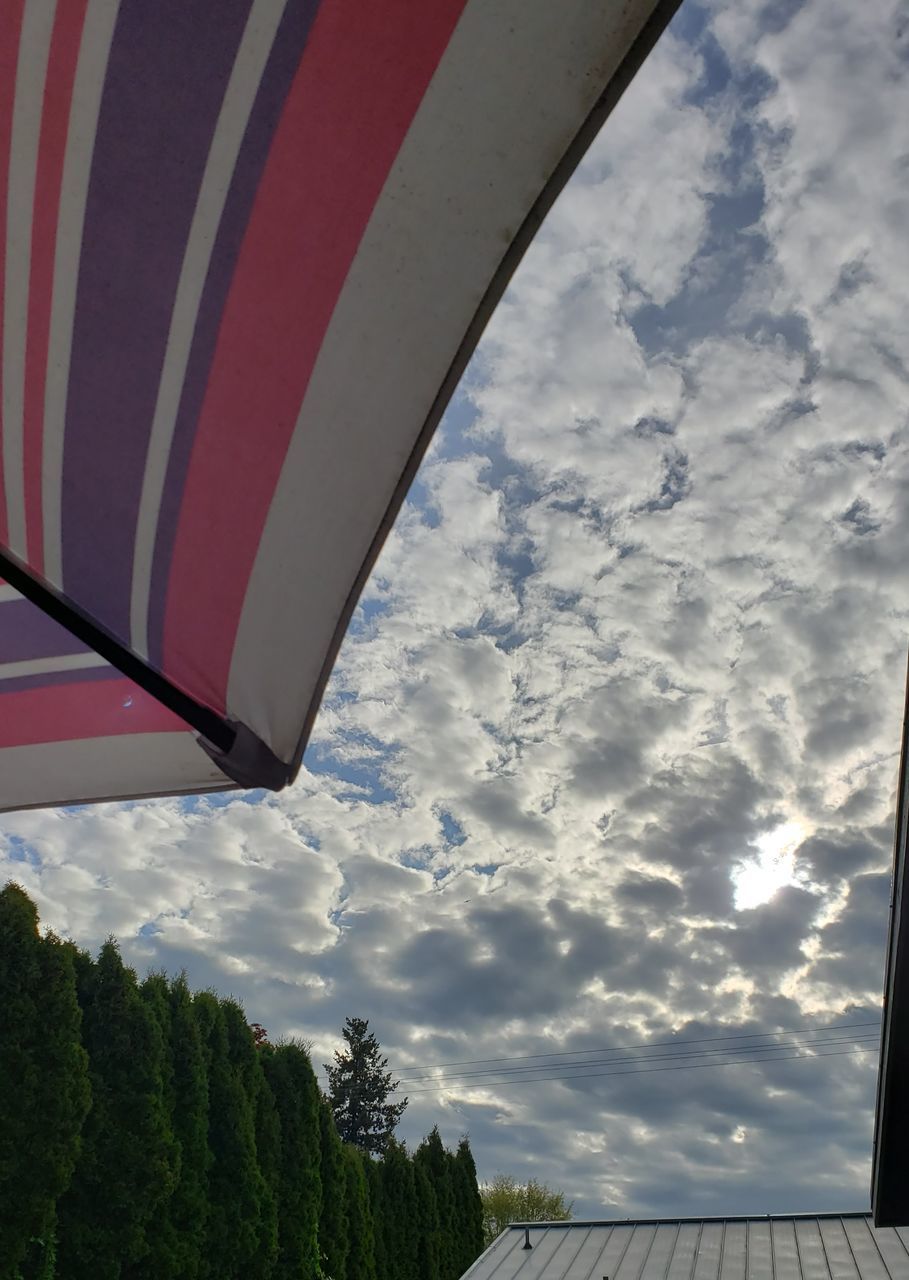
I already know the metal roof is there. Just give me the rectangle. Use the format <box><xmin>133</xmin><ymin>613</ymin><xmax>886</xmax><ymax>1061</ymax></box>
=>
<box><xmin>464</xmin><ymin>1215</ymin><xmax>909</xmax><ymax>1280</ymax></box>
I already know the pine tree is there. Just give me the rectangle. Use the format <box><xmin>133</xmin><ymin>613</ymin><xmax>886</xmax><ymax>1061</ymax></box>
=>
<box><xmin>319</xmin><ymin>1099</ymin><xmax>349</xmax><ymax>1280</ymax></box>
<box><xmin>0</xmin><ymin>886</ymin><xmax>90</xmax><ymax>1280</ymax></box>
<box><xmin>194</xmin><ymin>993</ymin><xmax>263</xmax><ymax>1280</ymax></box>
<box><xmin>453</xmin><ymin>1138</ymin><xmax>485</xmax><ymax>1274</ymax></box>
<box><xmin>414</xmin><ymin>1128</ymin><xmax>457</xmax><ymax>1280</ymax></box>
<box><xmin>343</xmin><ymin>1145</ymin><xmax>377</xmax><ymax>1280</ymax></box>
<box><xmin>56</xmin><ymin>939</ymin><xmax>176</xmax><ymax>1280</ymax></box>
<box><xmin>325</xmin><ymin>1017</ymin><xmax>407</xmax><ymax>1155</ymax></box>
<box><xmin>261</xmin><ymin>1043</ymin><xmax>322</xmax><ymax>1280</ymax></box>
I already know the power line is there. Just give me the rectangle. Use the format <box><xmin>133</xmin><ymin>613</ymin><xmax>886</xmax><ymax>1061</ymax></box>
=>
<box><xmin>394</xmin><ymin>1044</ymin><xmax>877</xmax><ymax>1096</ymax></box>
<box><xmin>314</xmin><ymin>1019</ymin><xmax>881</xmax><ymax>1088</ymax></box>
<box><xmin>390</xmin><ymin>1032</ymin><xmax>881</xmax><ymax>1086</ymax></box>
<box><xmin>313</xmin><ymin>1019</ymin><xmax>879</xmax><ymax>1084</ymax></box>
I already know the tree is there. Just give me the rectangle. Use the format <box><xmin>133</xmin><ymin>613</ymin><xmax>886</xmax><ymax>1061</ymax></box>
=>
<box><xmin>413</xmin><ymin>1161</ymin><xmax>441</xmax><ymax>1280</ymax></box>
<box><xmin>261</xmin><ymin>1042</ymin><xmax>322</xmax><ymax>1280</ymax></box>
<box><xmin>0</xmin><ymin>886</ymin><xmax>90</xmax><ymax>1280</ymax></box>
<box><xmin>378</xmin><ymin>1139</ymin><xmax>418</xmax><ymax>1280</ymax></box>
<box><xmin>342</xmin><ymin>1144</ymin><xmax>377</xmax><ymax>1280</ymax></box>
<box><xmin>325</xmin><ymin>1017</ymin><xmax>406</xmax><ymax>1155</ymax></box>
<box><xmin>452</xmin><ymin>1138</ymin><xmax>485</xmax><ymax>1274</ymax></box>
<box><xmin>318</xmin><ymin>1099</ymin><xmax>349</xmax><ymax>1280</ymax></box>
<box><xmin>414</xmin><ymin>1128</ymin><xmax>456</xmax><ymax>1280</ymax></box>
<box><xmin>364</xmin><ymin>1150</ymin><xmax>387</xmax><ymax>1280</ymax></box>
<box><xmin>164</xmin><ymin>974</ymin><xmax>211</xmax><ymax>1280</ymax></box>
<box><xmin>194</xmin><ymin>993</ymin><xmax>263</xmax><ymax>1280</ymax></box>
<box><xmin>56</xmin><ymin>940</ymin><xmax>176</xmax><ymax>1279</ymax></box>
<box><xmin>479</xmin><ymin>1174</ymin><xmax>573</xmax><ymax>1247</ymax></box>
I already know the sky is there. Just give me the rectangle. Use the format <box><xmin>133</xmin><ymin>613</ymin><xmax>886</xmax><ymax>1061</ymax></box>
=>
<box><xmin>3</xmin><ymin>0</ymin><xmax>909</xmax><ymax>1221</ymax></box>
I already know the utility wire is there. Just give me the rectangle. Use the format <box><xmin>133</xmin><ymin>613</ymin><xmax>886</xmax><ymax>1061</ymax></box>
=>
<box><xmin>393</xmin><ymin>1044</ymin><xmax>877</xmax><ymax>1096</ymax></box>
<box><xmin>363</xmin><ymin>1018</ymin><xmax>881</xmax><ymax>1078</ymax></box>
<box><xmin>312</xmin><ymin>1019</ymin><xmax>880</xmax><ymax>1085</ymax></box>
<box><xmin>390</xmin><ymin>1032</ymin><xmax>881</xmax><ymax>1086</ymax></box>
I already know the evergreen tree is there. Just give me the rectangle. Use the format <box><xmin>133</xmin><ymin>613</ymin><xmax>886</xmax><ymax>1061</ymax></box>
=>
<box><xmin>226</xmin><ymin>1010</ymin><xmax>280</xmax><ymax>1280</ymax></box>
<box><xmin>452</xmin><ymin>1138</ymin><xmax>485</xmax><ymax>1273</ymax></box>
<box><xmin>343</xmin><ymin>1145</ymin><xmax>377</xmax><ymax>1280</ymax></box>
<box><xmin>194</xmin><ymin>993</ymin><xmax>263</xmax><ymax>1280</ymax></box>
<box><xmin>133</xmin><ymin>973</ymin><xmax>182</xmax><ymax>1279</ymax></box>
<box><xmin>261</xmin><ymin>1043</ymin><xmax>322</xmax><ymax>1280</ymax></box>
<box><xmin>413</xmin><ymin>1161</ymin><xmax>441</xmax><ymax>1280</ymax></box>
<box><xmin>319</xmin><ymin>1100</ymin><xmax>349</xmax><ymax>1280</ymax></box>
<box><xmin>414</xmin><ymin>1128</ymin><xmax>457</xmax><ymax>1280</ymax></box>
<box><xmin>0</xmin><ymin>886</ymin><xmax>90</xmax><ymax>1280</ymax></box>
<box><xmin>365</xmin><ymin>1150</ymin><xmax>388</xmax><ymax>1280</ymax></box>
<box><xmin>167</xmin><ymin>975</ymin><xmax>211</xmax><ymax>1280</ymax></box>
<box><xmin>57</xmin><ymin>939</ymin><xmax>176</xmax><ymax>1280</ymax></box>
<box><xmin>325</xmin><ymin>1018</ymin><xmax>407</xmax><ymax>1155</ymax></box>
<box><xmin>378</xmin><ymin>1139</ymin><xmax>418</xmax><ymax>1280</ymax></box>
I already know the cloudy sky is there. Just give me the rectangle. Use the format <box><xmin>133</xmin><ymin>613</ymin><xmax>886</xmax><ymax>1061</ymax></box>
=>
<box><xmin>4</xmin><ymin>0</ymin><xmax>909</xmax><ymax>1220</ymax></box>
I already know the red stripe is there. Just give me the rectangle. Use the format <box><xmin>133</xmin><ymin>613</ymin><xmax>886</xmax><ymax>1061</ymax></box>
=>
<box><xmin>23</xmin><ymin>0</ymin><xmax>89</xmax><ymax>573</ymax></box>
<box><xmin>0</xmin><ymin>0</ymin><xmax>27</xmax><ymax>549</ymax></box>
<box><xmin>0</xmin><ymin>675</ymin><xmax>186</xmax><ymax>747</ymax></box>
<box><xmin>163</xmin><ymin>0</ymin><xmax>466</xmax><ymax>711</ymax></box>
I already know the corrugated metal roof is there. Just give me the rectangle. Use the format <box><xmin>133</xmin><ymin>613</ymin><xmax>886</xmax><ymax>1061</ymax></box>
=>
<box><xmin>464</xmin><ymin>1215</ymin><xmax>909</xmax><ymax>1280</ymax></box>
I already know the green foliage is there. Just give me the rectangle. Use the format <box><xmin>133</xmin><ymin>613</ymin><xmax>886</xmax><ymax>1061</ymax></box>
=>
<box><xmin>379</xmin><ymin>1139</ymin><xmax>418</xmax><ymax>1280</ymax></box>
<box><xmin>364</xmin><ymin>1151</ymin><xmax>387</xmax><ymax>1280</ymax></box>
<box><xmin>479</xmin><ymin>1173</ymin><xmax>573</xmax><ymax>1246</ymax></box>
<box><xmin>0</xmin><ymin>888</ymin><xmax>488</xmax><ymax>1280</ymax></box>
<box><xmin>413</xmin><ymin>1161</ymin><xmax>441</xmax><ymax>1280</ymax></box>
<box><xmin>194</xmin><ymin>993</ymin><xmax>263</xmax><ymax>1280</ymax></box>
<box><xmin>414</xmin><ymin>1127</ymin><xmax>458</xmax><ymax>1280</ymax></box>
<box><xmin>57</xmin><ymin>939</ymin><xmax>176</xmax><ymax>1280</ymax></box>
<box><xmin>453</xmin><ymin>1138</ymin><xmax>485</xmax><ymax>1273</ymax></box>
<box><xmin>325</xmin><ymin>1017</ymin><xmax>407</xmax><ymax>1155</ymax></box>
<box><xmin>166</xmin><ymin>975</ymin><xmax>211</xmax><ymax>1280</ymax></box>
<box><xmin>261</xmin><ymin>1043</ymin><xmax>322</xmax><ymax>1280</ymax></box>
<box><xmin>0</xmin><ymin>886</ymin><xmax>90</xmax><ymax>1280</ymax></box>
<box><xmin>319</xmin><ymin>1099</ymin><xmax>349</xmax><ymax>1280</ymax></box>
<box><xmin>342</xmin><ymin>1145</ymin><xmax>377</xmax><ymax>1280</ymax></box>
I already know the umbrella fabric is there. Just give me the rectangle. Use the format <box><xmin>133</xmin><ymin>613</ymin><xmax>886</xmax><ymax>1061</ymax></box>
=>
<box><xmin>0</xmin><ymin>0</ymin><xmax>675</xmax><ymax>810</ymax></box>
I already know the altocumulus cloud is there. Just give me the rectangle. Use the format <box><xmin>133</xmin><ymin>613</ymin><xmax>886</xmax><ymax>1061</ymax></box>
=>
<box><xmin>2</xmin><ymin>0</ymin><xmax>907</xmax><ymax>1219</ymax></box>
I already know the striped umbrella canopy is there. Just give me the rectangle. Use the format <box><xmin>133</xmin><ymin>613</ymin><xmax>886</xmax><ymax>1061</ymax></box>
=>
<box><xmin>0</xmin><ymin>0</ymin><xmax>678</xmax><ymax>811</ymax></box>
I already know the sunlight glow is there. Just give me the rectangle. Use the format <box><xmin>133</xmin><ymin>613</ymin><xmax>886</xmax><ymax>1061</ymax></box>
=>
<box><xmin>733</xmin><ymin>821</ymin><xmax>807</xmax><ymax>910</ymax></box>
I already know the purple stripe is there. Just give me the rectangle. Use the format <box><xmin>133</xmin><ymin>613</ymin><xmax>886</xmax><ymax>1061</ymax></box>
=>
<box><xmin>60</xmin><ymin>0</ymin><xmax>254</xmax><ymax>642</ymax></box>
<box><xmin>147</xmin><ymin>0</ymin><xmax>321</xmax><ymax>671</ymax></box>
<box><xmin>0</xmin><ymin>597</ymin><xmax>89</xmax><ymax>663</ymax></box>
<box><xmin>0</xmin><ymin>664</ymin><xmax>120</xmax><ymax>694</ymax></box>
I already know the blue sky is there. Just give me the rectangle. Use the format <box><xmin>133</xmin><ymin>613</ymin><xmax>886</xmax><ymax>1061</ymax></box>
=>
<box><xmin>3</xmin><ymin>0</ymin><xmax>909</xmax><ymax>1218</ymax></box>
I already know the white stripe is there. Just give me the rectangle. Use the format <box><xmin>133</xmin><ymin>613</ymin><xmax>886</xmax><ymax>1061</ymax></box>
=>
<box><xmin>129</xmin><ymin>0</ymin><xmax>286</xmax><ymax>659</ymax></box>
<box><xmin>2</xmin><ymin>0</ymin><xmax>57</xmax><ymax>558</ymax></box>
<box><xmin>0</xmin><ymin>732</ymin><xmax>230</xmax><ymax>812</ymax></box>
<box><xmin>41</xmin><ymin>0</ymin><xmax>120</xmax><ymax>588</ymax></box>
<box><xmin>0</xmin><ymin>650</ymin><xmax>107</xmax><ymax>681</ymax></box>
<box><xmin>0</xmin><ymin>584</ymin><xmax>22</xmax><ymax>603</ymax></box>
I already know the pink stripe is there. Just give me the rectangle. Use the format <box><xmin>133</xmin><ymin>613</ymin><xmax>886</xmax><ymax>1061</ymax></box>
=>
<box><xmin>163</xmin><ymin>0</ymin><xmax>466</xmax><ymax>712</ymax></box>
<box><xmin>23</xmin><ymin>0</ymin><xmax>89</xmax><ymax>573</ymax></box>
<box><xmin>0</xmin><ymin>0</ymin><xmax>27</xmax><ymax>549</ymax></box>
<box><xmin>0</xmin><ymin>675</ymin><xmax>186</xmax><ymax>747</ymax></box>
